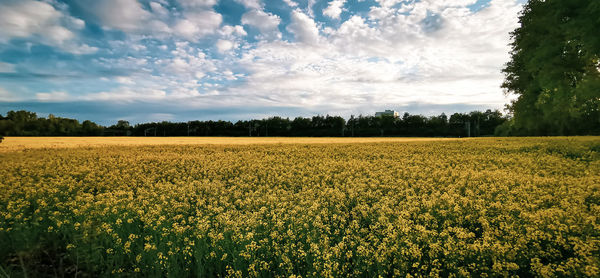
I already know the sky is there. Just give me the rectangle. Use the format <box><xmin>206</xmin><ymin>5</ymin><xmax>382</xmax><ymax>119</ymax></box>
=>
<box><xmin>0</xmin><ymin>0</ymin><xmax>524</xmax><ymax>125</ymax></box>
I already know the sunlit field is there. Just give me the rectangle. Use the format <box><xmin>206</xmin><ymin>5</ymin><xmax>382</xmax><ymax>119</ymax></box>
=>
<box><xmin>0</xmin><ymin>136</ymin><xmax>460</xmax><ymax>151</ymax></box>
<box><xmin>1</xmin><ymin>137</ymin><xmax>599</xmax><ymax>276</ymax></box>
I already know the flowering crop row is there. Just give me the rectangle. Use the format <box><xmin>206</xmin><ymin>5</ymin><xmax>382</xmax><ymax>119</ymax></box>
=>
<box><xmin>0</xmin><ymin>137</ymin><xmax>599</xmax><ymax>276</ymax></box>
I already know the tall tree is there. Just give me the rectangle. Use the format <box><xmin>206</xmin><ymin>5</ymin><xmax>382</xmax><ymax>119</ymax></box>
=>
<box><xmin>502</xmin><ymin>0</ymin><xmax>600</xmax><ymax>135</ymax></box>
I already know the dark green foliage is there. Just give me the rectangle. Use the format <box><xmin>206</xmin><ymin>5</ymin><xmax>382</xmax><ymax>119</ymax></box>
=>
<box><xmin>502</xmin><ymin>0</ymin><xmax>600</xmax><ymax>135</ymax></box>
<box><xmin>0</xmin><ymin>109</ymin><xmax>507</xmax><ymax>137</ymax></box>
<box><xmin>0</xmin><ymin>111</ymin><xmax>104</xmax><ymax>136</ymax></box>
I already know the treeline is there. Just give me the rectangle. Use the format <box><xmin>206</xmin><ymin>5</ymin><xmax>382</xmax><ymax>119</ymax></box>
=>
<box><xmin>0</xmin><ymin>110</ymin><xmax>507</xmax><ymax>137</ymax></box>
<box><xmin>0</xmin><ymin>110</ymin><xmax>104</xmax><ymax>136</ymax></box>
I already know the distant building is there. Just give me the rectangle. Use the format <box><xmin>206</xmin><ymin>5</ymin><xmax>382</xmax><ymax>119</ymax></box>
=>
<box><xmin>375</xmin><ymin>110</ymin><xmax>399</xmax><ymax>117</ymax></box>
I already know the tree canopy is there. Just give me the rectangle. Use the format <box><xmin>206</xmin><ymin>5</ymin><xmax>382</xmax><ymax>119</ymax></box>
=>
<box><xmin>0</xmin><ymin>110</ymin><xmax>507</xmax><ymax>137</ymax></box>
<box><xmin>501</xmin><ymin>0</ymin><xmax>600</xmax><ymax>135</ymax></box>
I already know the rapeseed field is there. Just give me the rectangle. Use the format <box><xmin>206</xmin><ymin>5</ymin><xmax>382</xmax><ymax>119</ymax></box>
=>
<box><xmin>1</xmin><ymin>137</ymin><xmax>599</xmax><ymax>276</ymax></box>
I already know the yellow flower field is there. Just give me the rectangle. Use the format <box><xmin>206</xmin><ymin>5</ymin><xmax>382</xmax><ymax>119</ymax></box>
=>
<box><xmin>1</xmin><ymin>137</ymin><xmax>599</xmax><ymax>276</ymax></box>
<box><xmin>0</xmin><ymin>136</ymin><xmax>459</xmax><ymax>151</ymax></box>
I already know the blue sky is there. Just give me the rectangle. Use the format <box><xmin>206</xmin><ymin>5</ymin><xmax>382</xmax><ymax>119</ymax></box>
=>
<box><xmin>0</xmin><ymin>0</ymin><xmax>524</xmax><ymax>125</ymax></box>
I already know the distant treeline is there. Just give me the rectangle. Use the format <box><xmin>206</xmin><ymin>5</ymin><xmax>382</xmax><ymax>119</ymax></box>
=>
<box><xmin>0</xmin><ymin>110</ymin><xmax>507</xmax><ymax>137</ymax></box>
<box><xmin>0</xmin><ymin>111</ymin><xmax>104</xmax><ymax>136</ymax></box>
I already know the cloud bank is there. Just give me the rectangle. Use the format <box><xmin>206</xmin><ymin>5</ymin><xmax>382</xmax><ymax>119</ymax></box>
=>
<box><xmin>0</xmin><ymin>0</ymin><xmax>523</xmax><ymax>123</ymax></box>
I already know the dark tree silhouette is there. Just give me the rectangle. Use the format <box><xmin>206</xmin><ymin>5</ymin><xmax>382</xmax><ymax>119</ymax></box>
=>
<box><xmin>1</xmin><ymin>110</ymin><xmax>507</xmax><ymax>137</ymax></box>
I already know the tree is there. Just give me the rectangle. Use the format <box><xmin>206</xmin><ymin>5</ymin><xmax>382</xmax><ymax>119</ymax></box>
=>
<box><xmin>108</xmin><ymin>120</ymin><xmax>132</xmax><ymax>136</ymax></box>
<box><xmin>81</xmin><ymin>120</ymin><xmax>104</xmax><ymax>136</ymax></box>
<box><xmin>114</xmin><ymin>120</ymin><xmax>131</xmax><ymax>130</ymax></box>
<box><xmin>502</xmin><ymin>0</ymin><xmax>600</xmax><ymax>135</ymax></box>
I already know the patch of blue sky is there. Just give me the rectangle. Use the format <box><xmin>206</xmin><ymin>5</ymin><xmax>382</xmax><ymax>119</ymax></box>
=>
<box><xmin>346</xmin><ymin>0</ymin><xmax>379</xmax><ymax>16</ymax></box>
<box><xmin>0</xmin><ymin>73</ymin><xmax>123</xmax><ymax>101</ymax></box>
<box><xmin>421</xmin><ymin>11</ymin><xmax>443</xmax><ymax>33</ymax></box>
<box><xmin>263</xmin><ymin>0</ymin><xmax>295</xmax><ymax>42</ymax></box>
<box><xmin>314</xmin><ymin>0</ymin><xmax>379</xmax><ymax>29</ymax></box>
<box><xmin>0</xmin><ymin>39</ymin><xmax>143</xmax><ymax>99</ymax></box>
<box><xmin>0</xmin><ymin>100</ymin><xmax>321</xmax><ymax>124</ymax></box>
<box><xmin>215</xmin><ymin>0</ymin><xmax>246</xmax><ymax>26</ymax></box>
<box><xmin>467</xmin><ymin>0</ymin><xmax>492</xmax><ymax>12</ymax></box>
<box><xmin>366</xmin><ymin>57</ymin><xmax>391</xmax><ymax>63</ymax></box>
<box><xmin>1</xmin><ymin>44</ymin><xmax>84</xmax><ymax>73</ymax></box>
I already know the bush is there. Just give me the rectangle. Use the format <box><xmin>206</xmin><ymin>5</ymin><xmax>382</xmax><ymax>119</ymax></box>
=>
<box><xmin>494</xmin><ymin>120</ymin><xmax>513</xmax><ymax>136</ymax></box>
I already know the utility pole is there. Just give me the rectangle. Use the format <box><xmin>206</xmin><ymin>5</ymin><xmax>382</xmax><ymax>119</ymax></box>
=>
<box><xmin>465</xmin><ymin>121</ymin><xmax>471</xmax><ymax>137</ymax></box>
<box><xmin>187</xmin><ymin>121</ymin><xmax>190</xmax><ymax>136</ymax></box>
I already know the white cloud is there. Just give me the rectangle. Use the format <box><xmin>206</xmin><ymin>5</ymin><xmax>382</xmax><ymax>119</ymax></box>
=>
<box><xmin>5</xmin><ymin>0</ymin><xmax>523</xmax><ymax>117</ymax></box>
<box><xmin>420</xmin><ymin>0</ymin><xmax>479</xmax><ymax>12</ymax></box>
<box><xmin>287</xmin><ymin>10</ymin><xmax>320</xmax><ymax>45</ymax></box>
<box><xmin>0</xmin><ymin>0</ymin><xmax>96</xmax><ymax>54</ymax></box>
<box><xmin>150</xmin><ymin>2</ymin><xmax>170</xmax><ymax>18</ymax></box>
<box><xmin>68</xmin><ymin>17</ymin><xmax>86</xmax><ymax>30</ymax></box>
<box><xmin>220</xmin><ymin>25</ymin><xmax>247</xmax><ymax>37</ymax></box>
<box><xmin>374</xmin><ymin>0</ymin><xmax>404</xmax><ymax>8</ymax></box>
<box><xmin>147</xmin><ymin>113</ymin><xmax>176</xmax><ymax>121</ymax></box>
<box><xmin>195</xmin><ymin>72</ymin><xmax>206</xmax><ymax>79</ymax></box>
<box><xmin>116</xmin><ymin>76</ymin><xmax>136</xmax><ymax>85</ymax></box>
<box><xmin>0</xmin><ymin>1</ymin><xmax>63</xmax><ymax>40</ymax></box>
<box><xmin>241</xmin><ymin>9</ymin><xmax>282</xmax><ymax>40</ymax></box>
<box><xmin>150</xmin><ymin>43</ymin><xmax>217</xmax><ymax>87</ymax></box>
<box><xmin>307</xmin><ymin>0</ymin><xmax>317</xmax><ymax>17</ymax></box>
<box><xmin>80</xmin><ymin>42</ymin><xmax>231</xmax><ymax>105</ymax></box>
<box><xmin>83</xmin><ymin>88</ymin><xmax>167</xmax><ymax>102</ymax></box>
<box><xmin>86</xmin><ymin>0</ymin><xmax>152</xmax><ymax>33</ymax></box>
<box><xmin>173</xmin><ymin>20</ymin><xmax>200</xmax><ymax>40</ymax></box>
<box><xmin>168</xmin><ymin>58</ymin><xmax>193</xmax><ymax>73</ymax></box>
<box><xmin>216</xmin><ymin>39</ymin><xmax>234</xmax><ymax>53</ymax></box>
<box><xmin>0</xmin><ymin>87</ymin><xmax>18</xmax><ymax>102</ymax></box>
<box><xmin>323</xmin><ymin>0</ymin><xmax>346</xmax><ymax>19</ymax></box>
<box><xmin>36</xmin><ymin>91</ymin><xmax>69</xmax><ymax>102</ymax></box>
<box><xmin>80</xmin><ymin>0</ymin><xmax>221</xmax><ymax>41</ymax></box>
<box><xmin>179</xmin><ymin>0</ymin><xmax>218</xmax><ymax>8</ymax></box>
<box><xmin>229</xmin><ymin>0</ymin><xmax>522</xmax><ymax>111</ymax></box>
<box><xmin>222</xmin><ymin>70</ymin><xmax>237</xmax><ymax>80</ymax></box>
<box><xmin>283</xmin><ymin>0</ymin><xmax>298</xmax><ymax>8</ymax></box>
<box><xmin>68</xmin><ymin>44</ymin><xmax>99</xmax><ymax>55</ymax></box>
<box><xmin>45</xmin><ymin>25</ymin><xmax>75</xmax><ymax>43</ymax></box>
<box><xmin>235</xmin><ymin>0</ymin><xmax>262</xmax><ymax>9</ymax></box>
<box><xmin>0</xmin><ymin>62</ymin><xmax>16</xmax><ymax>73</ymax></box>
<box><xmin>175</xmin><ymin>10</ymin><xmax>222</xmax><ymax>40</ymax></box>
